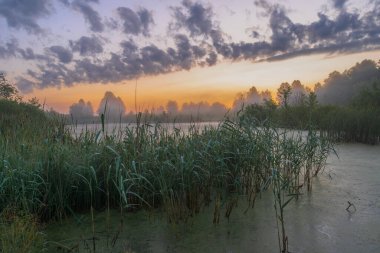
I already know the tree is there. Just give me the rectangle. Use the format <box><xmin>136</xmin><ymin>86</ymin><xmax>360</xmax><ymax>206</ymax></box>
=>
<box><xmin>28</xmin><ymin>97</ymin><xmax>42</xmax><ymax>108</ymax></box>
<box><xmin>0</xmin><ymin>73</ymin><xmax>19</xmax><ymax>100</ymax></box>
<box><xmin>277</xmin><ymin>82</ymin><xmax>291</xmax><ymax>108</ymax></box>
<box><xmin>166</xmin><ymin>100</ymin><xmax>179</xmax><ymax>115</ymax></box>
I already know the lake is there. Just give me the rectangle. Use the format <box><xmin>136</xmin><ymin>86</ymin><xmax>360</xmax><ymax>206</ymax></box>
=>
<box><xmin>45</xmin><ymin>142</ymin><xmax>380</xmax><ymax>253</ymax></box>
<box><xmin>68</xmin><ymin>122</ymin><xmax>221</xmax><ymax>137</ymax></box>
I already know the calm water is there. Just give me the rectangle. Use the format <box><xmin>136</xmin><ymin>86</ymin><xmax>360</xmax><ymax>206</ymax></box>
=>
<box><xmin>46</xmin><ymin>143</ymin><xmax>380</xmax><ymax>253</ymax></box>
<box><xmin>68</xmin><ymin>122</ymin><xmax>221</xmax><ymax>137</ymax></box>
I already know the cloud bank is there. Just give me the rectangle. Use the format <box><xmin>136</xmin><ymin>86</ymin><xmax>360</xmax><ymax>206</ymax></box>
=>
<box><xmin>0</xmin><ymin>0</ymin><xmax>379</xmax><ymax>93</ymax></box>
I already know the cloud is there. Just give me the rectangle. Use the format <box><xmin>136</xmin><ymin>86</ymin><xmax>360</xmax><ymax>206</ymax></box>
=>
<box><xmin>170</xmin><ymin>0</ymin><xmax>214</xmax><ymax>37</ymax></box>
<box><xmin>48</xmin><ymin>46</ymin><xmax>73</xmax><ymax>63</ymax></box>
<box><xmin>212</xmin><ymin>0</ymin><xmax>380</xmax><ymax>62</ymax></box>
<box><xmin>69</xmin><ymin>99</ymin><xmax>94</xmax><ymax>119</ymax></box>
<box><xmin>6</xmin><ymin>0</ymin><xmax>380</xmax><ymax>92</ymax></box>
<box><xmin>97</xmin><ymin>91</ymin><xmax>126</xmax><ymax>119</ymax></box>
<box><xmin>0</xmin><ymin>39</ymin><xmax>50</xmax><ymax>61</ymax></box>
<box><xmin>24</xmin><ymin>62</ymin><xmax>77</xmax><ymax>90</ymax></box>
<box><xmin>70</xmin><ymin>36</ymin><xmax>103</xmax><ymax>56</ymax></box>
<box><xmin>332</xmin><ymin>0</ymin><xmax>348</xmax><ymax>9</ymax></box>
<box><xmin>0</xmin><ymin>40</ymin><xmax>18</xmax><ymax>59</ymax></box>
<box><xmin>72</xmin><ymin>0</ymin><xmax>104</xmax><ymax>32</ymax></box>
<box><xmin>117</xmin><ymin>7</ymin><xmax>154</xmax><ymax>36</ymax></box>
<box><xmin>307</xmin><ymin>11</ymin><xmax>360</xmax><ymax>43</ymax></box>
<box><xmin>15</xmin><ymin>78</ymin><xmax>35</xmax><ymax>94</ymax></box>
<box><xmin>0</xmin><ymin>0</ymin><xmax>51</xmax><ymax>33</ymax></box>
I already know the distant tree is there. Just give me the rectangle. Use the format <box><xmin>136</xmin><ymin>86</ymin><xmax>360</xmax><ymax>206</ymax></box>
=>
<box><xmin>352</xmin><ymin>81</ymin><xmax>380</xmax><ymax>108</ymax></box>
<box><xmin>277</xmin><ymin>82</ymin><xmax>291</xmax><ymax>108</ymax></box>
<box><xmin>290</xmin><ymin>80</ymin><xmax>307</xmax><ymax>105</ymax></box>
<box><xmin>27</xmin><ymin>97</ymin><xmax>42</xmax><ymax>108</ymax></box>
<box><xmin>97</xmin><ymin>91</ymin><xmax>126</xmax><ymax>122</ymax></box>
<box><xmin>316</xmin><ymin>60</ymin><xmax>380</xmax><ymax>105</ymax></box>
<box><xmin>313</xmin><ymin>82</ymin><xmax>322</xmax><ymax>92</ymax></box>
<box><xmin>0</xmin><ymin>73</ymin><xmax>19</xmax><ymax>100</ymax></box>
<box><xmin>166</xmin><ymin>100</ymin><xmax>179</xmax><ymax>115</ymax></box>
<box><xmin>70</xmin><ymin>99</ymin><xmax>94</xmax><ymax>119</ymax></box>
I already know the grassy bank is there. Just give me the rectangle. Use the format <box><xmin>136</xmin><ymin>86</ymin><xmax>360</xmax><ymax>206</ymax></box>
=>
<box><xmin>0</xmin><ymin>99</ymin><xmax>333</xmax><ymax>252</ymax></box>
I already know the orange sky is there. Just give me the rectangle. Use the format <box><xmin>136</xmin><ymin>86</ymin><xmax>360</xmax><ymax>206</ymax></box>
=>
<box><xmin>24</xmin><ymin>51</ymin><xmax>380</xmax><ymax>114</ymax></box>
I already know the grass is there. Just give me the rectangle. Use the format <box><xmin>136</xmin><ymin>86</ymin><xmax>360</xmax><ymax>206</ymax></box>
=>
<box><xmin>0</xmin><ymin>207</ymin><xmax>46</xmax><ymax>253</ymax></box>
<box><xmin>0</xmin><ymin>98</ymin><xmax>334</xmax><ymax>253</ymax></box>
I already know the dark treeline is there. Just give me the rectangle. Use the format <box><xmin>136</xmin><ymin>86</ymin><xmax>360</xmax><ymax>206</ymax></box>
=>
<box><xmin>240</xmin><ymin>59</ymin><xmax>380</xmax><ymax>144</ymax></box>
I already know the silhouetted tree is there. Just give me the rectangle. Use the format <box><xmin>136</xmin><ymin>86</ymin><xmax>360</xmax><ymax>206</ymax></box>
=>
<box><xmin>0</xmin><ymin>73</ymin><xmax>18</xmax><ymax>100</ymax></box>
<box><xmin>277</xmin><ymin>82</ymin><xmax>291</xmax><ymax>108</ymax></box>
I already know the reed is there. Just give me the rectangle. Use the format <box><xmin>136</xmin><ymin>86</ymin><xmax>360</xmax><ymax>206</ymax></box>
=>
<box><xmin>0</xmin><ymin>99</ymin><xmax>334</xmax><ymax>252</ymax></box>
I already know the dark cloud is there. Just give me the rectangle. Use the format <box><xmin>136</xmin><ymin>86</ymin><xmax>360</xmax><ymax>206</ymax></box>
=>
<box><xmin>211</xmin><ymin>0</ymin><xmax>380</xmax><ymax>62</ymax></box>
<box><xmin>140</xmin><ymin>46</ymin><xmax>172</xmax><ymax>74</ymax></box>
<box><xmin>104</xmin><ymin>17</ymin><xmax>119</xmax><ymax>30</ymax></box>
<box><xmin>70</xmin><ymin>36</ymin><xmax>103</xmax><ymax>56</ymax></box>
<box><xmin>174</xmin><ymin>34</ymin><xmax>194</xmax><ymax>69</ymax></box>
<box><xmin>265</xmin><ymin>37</ymin><xmax>380</xmax><ymax>62</ymax></box>
<box><xmin>0</xmin><ymin>39</ymin><xmax>49</xmax><ymax>61</ymax></box>
<box><xmin>19</xmin><ymin>47</ymin><xmax>50</xmax><ymax>61</ymax></box>
<box><xmin>0</xmin><ymin>40</ymin><xmax>18</xmax><ymax>59</ymax></box>
<box><xmin>7</xmin><ymin>0</ymin><xmax>380</xmax><ymax>93</ymax></box>
<box><xmin>18</xmin><ymin>48</ymin><xmax>37</xmax><ymax>60</ymax></box>
<box><xmin>72</xmin><ymin>0</ymin><xmax>104</xmax><ymax>32</ymax></box>
<box><xmin>49</xmin><ymin>46</ymin><xmax>73</xmax><ymax>63</ymax></box>
<box><xmin>170</xmin><ymin>0</ymin><xmax>214</xmax><ymax>37</ymax></box>
<box><xmin>268</xmin><ymin>7</ymin><xmax>305</xmax><ymax>52</ymax></box>
<box><xmin>58</xmin><ymin>0</ymin><xmax>70</xmax><ymax>6</ymax></box>
<box><xmin>307</xmin><ymin>11</ymin><xmax>360</xmax><ymax>43</ymax></box>
<box><xmin>23</xmin><ymin>62</ymin><xmax>78</xmax><ymax>91</ymax></box>
<box><xmin>117</xmin><ymin>7</ymin><xmax>154</xmax><ymax>36</ymax></box>
<box><xmin>205</xmin><ymin>51</ymin><xmax>217</xmax><ymax>66</ymax></box>
<box><xmin>15</xmin><ymin>78</ymin><xmax>35</xmax><ymax>94</ymax></box>
<box><xmin>120</xmin><ymin>40</ymin><xmax>139</xmax><ymax>57</ymax></box>
<box><xmin>332</xmin><ymin>0</ymin><xmax>348</xmax><ymax>9</ymax></box>
<box><xmin>0</xmin><ymin>0</ymin><xmax>51</xmax><ymax>33</ymax></box>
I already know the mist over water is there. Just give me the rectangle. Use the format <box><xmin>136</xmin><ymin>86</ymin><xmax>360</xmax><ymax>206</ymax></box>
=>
<box><xmin>68</xmin><ymin>122</ymin><xmax>221</xmax><ymax>138</ymax></box>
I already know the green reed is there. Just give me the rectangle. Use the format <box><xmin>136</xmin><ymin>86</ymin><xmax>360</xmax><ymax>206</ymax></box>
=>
<box><xmin>0</xmin><ymin>99</ymin><xmax>334</xmax><ymax>252</ymax></box>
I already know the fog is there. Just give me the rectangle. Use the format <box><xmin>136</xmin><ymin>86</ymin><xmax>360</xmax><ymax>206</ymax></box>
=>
<box><xmin>66</xmin><ymin>59</ymin><xmax>380</xmax><ymax>123</ymax></box>
<box><xmin>69</xmin><ymin>99</ymin><xmax>93</xmax><ymax>120</ymax></box>
<box><xmin>97</xmin><ymin>91</ymin><xmax>126</xmax><ymax>121</ymax></box>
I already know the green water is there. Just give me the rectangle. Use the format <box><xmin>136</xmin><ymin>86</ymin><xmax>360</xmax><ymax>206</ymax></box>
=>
<box><xmin>45</xmin><ymin>143</ymin><xmax>380</xmax><ymax>253</ymax></box>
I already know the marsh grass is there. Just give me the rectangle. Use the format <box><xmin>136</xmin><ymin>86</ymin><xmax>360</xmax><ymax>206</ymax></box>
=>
<box><xmin>0</xmin><ymin>207</ymin><xmax>46</xmax><ymax>253</ymax></box>
<box><xmin>0</xmin><ymin>99</ymin><xmax>334</xmax><ymax>252</ymax></box>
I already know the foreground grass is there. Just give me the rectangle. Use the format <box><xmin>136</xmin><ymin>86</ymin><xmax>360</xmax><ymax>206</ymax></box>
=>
<box><xmin>0</xmin><ymin>99</ymin><xmax>333</xmax><ymax>252</ymax></box>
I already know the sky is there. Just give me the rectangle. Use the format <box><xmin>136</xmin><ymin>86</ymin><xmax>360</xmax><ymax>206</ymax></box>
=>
<box><xmin>0</xmin><ymin>0</ymin><xmax>379</xmax><ymax>113</ymax></box>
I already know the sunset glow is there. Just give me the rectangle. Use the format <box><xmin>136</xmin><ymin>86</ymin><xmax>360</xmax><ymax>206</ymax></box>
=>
<box><xmin>1</xmin><ymin>0</ymin><xmax>379</xmax><ymax>114</ymax></box>
<box><xmin>21</xmin><ymin>51</ymin><xmax>380</xmax><ymax>113</ymax></box>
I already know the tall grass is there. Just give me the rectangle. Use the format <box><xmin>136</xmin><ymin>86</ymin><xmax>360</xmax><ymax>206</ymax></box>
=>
<box><xmin>0</xmin><ymin>99</ymin><xmax>334</xmax><ymax>252</ymax></box>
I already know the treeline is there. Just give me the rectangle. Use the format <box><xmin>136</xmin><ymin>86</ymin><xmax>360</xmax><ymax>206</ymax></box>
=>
<box><xmin>240</xmin><ymin>68</ymin><xmax>380</xmax><ymax>144</ymax></box>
